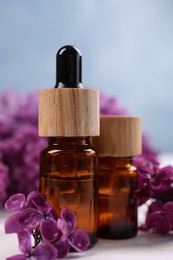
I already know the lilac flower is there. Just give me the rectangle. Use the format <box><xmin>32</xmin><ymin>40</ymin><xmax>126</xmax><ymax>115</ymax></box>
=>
<box><xmin>0</xmin><ymin>90</ymin><xmax>47</xmax><ymax>205</ymax></box>
<box><xmin>6</xmin><ymin>192</ymin><xmax>60</xmax><ymax>243</ymax></box>
<box><xmin>135</xmin><ymin>161</ymin><xmax>173</xmax><ymax>234</ymax></box>
<box><xmin>7</xmin><ymin>229</ymin><xmax>57</xmax><ymax>260</ymax></box>
<box><xmin>5</xmin><ymin>192</ymin><xmax>58</xmax><ymax>236</ymax></box>
<box><xmin>5</xmin><ymin>193</ymin><xmax>26</xmax><ymax>211</ymax></box>
<box><xmin>0</xmin><ymin>162</ymin><xmax>9</xmax><ymax>206</ymax></box>
<box><xmin>133</xmin><ymin>136</ymin><xmax>160</xmax><ymax>206</ymax></box>
<box><xmin>19</xmin><ymin>194</ymin><xmax>60</xmax><ymax>242</ymax></box>
<box><xmin>54</xmin><ymin>208</ymin><xmax>90</xmax><ymax>258</ymax></box>
<box><xmin>4</xmin><ymin>193</ymin><xmax>27</xmax><ymax>234</ymax></box>
<box><xmin>133</xmin><ymin>156</ymin><xmax>154</xmax><ymax>205</ymax></box>
<box><xmin>100</xmin><ymin>91</ymin><xmax>127</xmax><ymax>115</ymax></box>
<box><xmin>5</xmin><ymin>191</ymin><xmax>90</xmax><ymax>259</ymax></box>
<box><xmin>151</xmin><ymin>166</ymin><xmax>173</xmax><ymax>201</ymax></box>
<box><xmin>5</xmin><ymin>213</ymin><xmax>24</xmax><ymax>234</ymax></box>
<box><xmin>135</xmin><ymin>172</ymin><xmax>151</xmax><ymax>205</ymax></box>
<box><xmin>146</xmin><ymin>201</ymin><xmax>173</xmax><ymax>235</ymax></box>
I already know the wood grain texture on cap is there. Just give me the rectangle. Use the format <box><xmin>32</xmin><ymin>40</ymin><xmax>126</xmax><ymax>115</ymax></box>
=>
<box><xmin>38</xmin><ymin>88</ymin><xmax>100</xmax><ymax>137</ymax></box>
<box><xmin>91</xmin><ymin>116</ymin><xmax>142</xmax><ymax>157</ymax></box>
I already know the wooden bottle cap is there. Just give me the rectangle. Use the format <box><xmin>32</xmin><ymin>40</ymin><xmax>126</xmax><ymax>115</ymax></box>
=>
<box><xmin>38</xmin><ymin>88</ymin><xmax>100</xmax><ymax>137</ymax></box>
<box><xmin>92</xmin><ymin>116</ymin><xmax>142</xmax><ymax>157</ymax></box>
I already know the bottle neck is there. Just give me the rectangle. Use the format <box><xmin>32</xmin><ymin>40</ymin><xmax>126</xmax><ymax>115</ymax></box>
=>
<box><xmin>48</xmin><ymin>137</ymin><xmax>90</xmax><ymax>149</ymax></box>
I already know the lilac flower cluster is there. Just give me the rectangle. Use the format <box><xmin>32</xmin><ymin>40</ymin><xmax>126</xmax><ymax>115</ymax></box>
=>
<box><xmin>5</xmin><ymin>191</ymin><xmax>90</xmax><ymax>259</ymax></box>
<box><xmin>0</xmin><ymin>90</ymin><xmax>47</xmax><ymax>206</ymax></box>
<box><xmin>100</xmin><ymin>92</ymin><xmax>127</xmax><ymax>115</ymax></box>
<box><xmin>134</xmin><ymin>149</ymin><xmax>173</xmax><ymax>234</ymax></box>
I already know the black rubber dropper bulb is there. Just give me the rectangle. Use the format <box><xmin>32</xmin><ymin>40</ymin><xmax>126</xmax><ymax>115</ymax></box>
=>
<box><xmin>55</xmin><ymin>45</ymin><xmax>83</xmax><ymax>88</ymax></box>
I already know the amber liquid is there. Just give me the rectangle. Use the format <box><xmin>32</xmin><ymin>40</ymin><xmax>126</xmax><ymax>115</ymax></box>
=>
<box><xmin>40</xmin><ymin>137</ymin><xmax>98</xmax><ymax>246</ymax></box>
<box><xmin>98</xmin><ymin>157</ymin><xmax>137</xmax><ymax>239</ymax></box>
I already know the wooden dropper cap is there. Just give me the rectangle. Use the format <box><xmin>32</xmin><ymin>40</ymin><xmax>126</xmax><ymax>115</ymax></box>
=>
<box><xmin>92</xmin><ymin>116</ymin><xmax>142</xmax><ymax>157</ymax></box>
<box><xmin>38</xmin><ymin>45</ymin><xmax>100</xmax><ymax>137</ymax></box>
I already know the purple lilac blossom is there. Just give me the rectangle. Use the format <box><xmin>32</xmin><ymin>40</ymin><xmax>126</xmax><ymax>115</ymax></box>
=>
<box><xmin>146</xmin><ymin>201</ymin><xmax>173</xmax><ymax>235</ymax></box>
<box><xmin>151</xmin><ymin>166</ymin><xmax>173</xmax><ymax>201</ymax></box>
<box><xmin>7</xmin><ymin>229</ymin><xmax>57</xmax><ymax>260</ymax></box>
<box><xmin>55</xmin><ymin>208</ymin><xmax>90</xmax><ymax>255</ymax></box>
<box><xmin>5</xmin><ymin>192</ymin><xmax>58</xmax><ymax>234</ymax></box>
<box><xmin>135</xmin><ymin>162</ymin><xmax>173</xmax><ymax>231</ymax></box>
<box><xmin>0</xmin><ymin>162</ymin><xmax>9</xmax><ymax>205</ymax></box>
<box><xmin>5</xmin><ymin>191</ymin><xmax>90</xmax><ymax>260</ymax></box>
<box><xmin>4</xmin><ymin>191</ymin><xmax>90</xmax><ymax>259</ymax></box>
<box><xmin>100</xmin><ymin>92</ymin><xmax>127</xmax><ymax>115</ymax></box>
<box><xmin>0</xmin><ymin>90</ymin><xmax>47</xmax><ymax>206</ymax></box>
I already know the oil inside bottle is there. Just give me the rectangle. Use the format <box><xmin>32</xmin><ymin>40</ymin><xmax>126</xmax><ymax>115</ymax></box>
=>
<box><xmin>40</xmin><ymin>137</ymin><xmax>98</xmax><ymax>246</ymax></box>
<box><xmin>98</xmin><ymin>157</ymin><xmax>137</xmax><ymax>239</ymax></box>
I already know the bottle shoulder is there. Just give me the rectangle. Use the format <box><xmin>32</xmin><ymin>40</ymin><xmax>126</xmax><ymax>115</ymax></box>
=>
<box><xmin>40</xmin><ymin>145</ymin><xmax>97</xmax><ymax>157</ymax></box>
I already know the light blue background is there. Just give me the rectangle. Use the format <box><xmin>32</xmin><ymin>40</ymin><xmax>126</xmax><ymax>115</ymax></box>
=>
<box><xmin>0</xmin><ymin>0</ymin><xmax>173</xmax><ymax>153</ymax></box>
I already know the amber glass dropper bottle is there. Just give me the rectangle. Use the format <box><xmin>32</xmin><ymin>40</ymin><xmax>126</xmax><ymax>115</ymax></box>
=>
<box><xmin>92</xmin><ymin>116</ymin><xmax>142</xmax><ymax>239</ymax></box>
<box><xmin>38</xmin><ymin>46</ymin><xmax>100</xmax><ymax>246</ymax></box>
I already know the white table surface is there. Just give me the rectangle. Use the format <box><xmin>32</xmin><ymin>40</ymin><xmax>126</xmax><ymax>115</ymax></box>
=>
<box><xmin>1</xmin><ymin>153</ymin><xmax>173</xmax><ymax>260</ymax></box>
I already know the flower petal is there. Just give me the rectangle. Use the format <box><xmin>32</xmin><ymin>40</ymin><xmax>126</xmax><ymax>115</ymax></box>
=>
<box><xmin>5</xmin><ymin>194</ymin><xmax>26</xmax><ymax>211</ymax></box>
<box><xmin>40</xmin><ymin>218</ymin><xmax>61</xmax><ymax>242</ymax></box>
<box><xmin>18</xmin><ymin>229</ymin><xmax>31</xmax><ymax>254</ymax></box>
<box><xmin>68</xmin><ymin>229</ymin><xmax>90</xmax><ymax>252</ymax></box>
<box><xmin>47</xmin><ymin>208</ymin><xmax>58</xmax><ymax>221</ymax></box>
<box><xmin>33</xmin><ymin>242</ymin><xmax>57</xmax><ymax>260</ymax></box>
<box><xmin>148</xmin><ymin>201</ymin><xmax>161</xmax><ymax>213</ymax></box>
<box><xmin>57</xmin><ymin>219</ymin><xmax>68</xmax><ymax>241</ymax></box>
<box><xmin>18</xmin><ymin>208</ymin><xmax>42</xmax><ymax>229</ymax></box>
<box><xmin>6</xmin><ymin>254</ymin><xmax>26</xmax><ymax>260</ymax></box>
<box><xmin>146</xmin><ymin>211</ymin><xmax>161</xmax><ymax>228</ymax></box>
<box><xmin>53</xmin><ymin>239</ymin><xmax>70</xmax><ymax>258</ymax></box>
<box><xmin>26</xmin><ymin>191</ymin><xmax>38</xmax><ymax>203</ymax></box>
<box><xmin>5</xmin><ymin>213</ymin><xmax>21</xmax><ymax>234</ymax></box>
<box><xmin>162</xmin><ymin>202</ymin><xmax>173</xmax><ymax>213</ymax></box>
<box><xmin>157</xmin><ymin>215</ymin><xmax>171</xmax><ymax>235</ymax></box>
<box><xmin>61</xmin><ymin>208</ymin><xmax>77</xmax><ymax>234</ymax></box>
<box><xmin>158</xmin><ymin>166</ymin><xmax>173</xmax><ymax>181</ymax></box>
<box><xmin>27</xmin><ymin>192</ymin><xmax>50</xmax><ymax>214</ymax></box>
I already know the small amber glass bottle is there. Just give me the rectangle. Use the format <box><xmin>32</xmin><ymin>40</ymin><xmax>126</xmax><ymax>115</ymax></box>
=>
<box><xmin>38</xmin><ymin>46</ymin><xmax>100</xmax><ymax>246</ymax></box>
<box><xmin>40</xmin><ymin>137</ymin><xmax>98</xmax><ymax>245</ymax></box>
<box><xmin>92</xmin><ymin>116</ymin><xmax>142</xmax><ymax>239</ymax></box>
